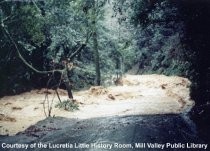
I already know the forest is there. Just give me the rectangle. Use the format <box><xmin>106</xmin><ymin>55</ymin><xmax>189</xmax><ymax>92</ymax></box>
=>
<box><xmin>0</xmin><ymin>0</ymin><xmax>210</xmax><ymax>150</ymax></box>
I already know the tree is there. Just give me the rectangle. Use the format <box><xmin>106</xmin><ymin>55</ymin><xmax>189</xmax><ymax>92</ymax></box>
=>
<box><xmin>0</xmin><ymin>0</ymin><xmax>92</xmax><ymax>99</ymax></box>
<box><xmin>92</xmin><ymin>0</ymin><xmax>101</xmax><ymax>86</ymax></box>
<box><xmin>1</xmin><ymin>0</ymin><xmax>132</xmax><ymax>98</ymax></box>
<box><xmin>79</xmin><ymin>0</ymin><xmax>109</xmax><ymax>86</ymax></box>
<box><xmin>44</xmin><ymin>0</ymin><xmax>109</xmax><ymax>86</ymax></box>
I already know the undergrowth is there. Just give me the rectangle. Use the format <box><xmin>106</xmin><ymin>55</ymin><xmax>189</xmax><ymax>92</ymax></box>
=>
<box><xmin>55</xmin><ymin>99</ymin><xmax>79</xmax><ymax>112</ymax></box>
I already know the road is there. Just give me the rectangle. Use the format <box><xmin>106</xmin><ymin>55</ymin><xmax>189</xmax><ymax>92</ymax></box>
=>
<box><xmin>0</xmin><ymin>114</ymin><xmax>207</xmax><ymax>151</ymax></box>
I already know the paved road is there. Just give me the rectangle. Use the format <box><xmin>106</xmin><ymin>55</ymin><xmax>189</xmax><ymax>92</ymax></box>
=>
<box><xmin>0</xmin><ymin>114</ymin><xmax>207</xmax><ymax>151</ymax></box>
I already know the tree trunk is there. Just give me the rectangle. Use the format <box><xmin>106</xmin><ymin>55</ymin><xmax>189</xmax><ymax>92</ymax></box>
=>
<box><xmin>92</xmin><ymin>1</ymin><xmax>101</xmax><ymax>86</ymax></box>
<box><xmin>63</xmin><ymin>69</ymin><xmax>73</xmax><ymax>100</ymax></box>
<box><xmin>64</xmin><ymin>81</ymin><xmax>73</xmax><ymax>100</ymax></box>
<box><xmin>93</xmin><ymin>31</ymin><xmax>101</xmax><ymax>86</ymax></box>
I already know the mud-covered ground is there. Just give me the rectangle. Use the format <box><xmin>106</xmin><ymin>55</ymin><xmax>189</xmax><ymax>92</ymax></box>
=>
<box><xmin>1</xmin><ymin>74</ymin><xmax>206</xmax><ymax>151</ymax></box>
<box><xmin>0</xmin><ymin>75</ymin><xmax>194</xmax><ymax>135</ymax></box>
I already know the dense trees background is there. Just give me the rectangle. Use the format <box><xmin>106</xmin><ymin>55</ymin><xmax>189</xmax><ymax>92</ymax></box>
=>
<box><xmin>0</xmin><ymin>0</ymin><xmax>136</xmax><ymax>95</ymax></box>
<box><xmin>113</xmin><ymin>0</ymin><xmax>210</xmax><ymax>142</ymax></box>
<box><xmin>0</xmin><ymin>0</ymin><xmax>210</xmax><ymax>143</ymax></box>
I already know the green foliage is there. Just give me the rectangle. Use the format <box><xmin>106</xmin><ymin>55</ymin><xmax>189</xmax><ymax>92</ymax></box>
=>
<box><xmin>2</xmin><ymin>0</ymin><xmax>197</xmax><ymax>96</ymax></box>
<box><xmin>113</xmin><ymin>0</ymin><xmax>196</xmax><ymax>79</ymax></box>
<box><xmin>16</xmin><ymin>5</ymin><xmax>45</xmax><ymax>45</ymax></box>
<box><xmin>0</xmin><ymin>0</ymin><xmax>140</xmax><ymax>94</ymax></box>
<box><xmin>55</xmin><ymin>99</ymin><xmax>79</xmax><ymax>112</ymax></box>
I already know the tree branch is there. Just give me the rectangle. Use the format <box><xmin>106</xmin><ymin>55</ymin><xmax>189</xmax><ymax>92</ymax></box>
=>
<box><xmin>69</xmin><ymin>43</ymin><xmax>87</xmax><ymax>60</ymax></box>
<box><xmin>69</xmin><ymin>32</ymin><xmax>92</xmax><ymax>60</ymax></box>
<box><xmin>2</xmin><ymin>26</ymin><xmax>64</xmax><ymax>74</ymax></box>
<box><xmin>32</xmin><ymin>0</ymin><xmax>43</xmax><ymax>14</ymax></box>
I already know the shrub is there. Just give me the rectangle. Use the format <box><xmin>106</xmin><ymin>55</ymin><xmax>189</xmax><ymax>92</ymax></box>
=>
<box><xmin>55</xmin><ymin>99</ymin><xmax>79</xmax><ymax>112</ymax></box>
